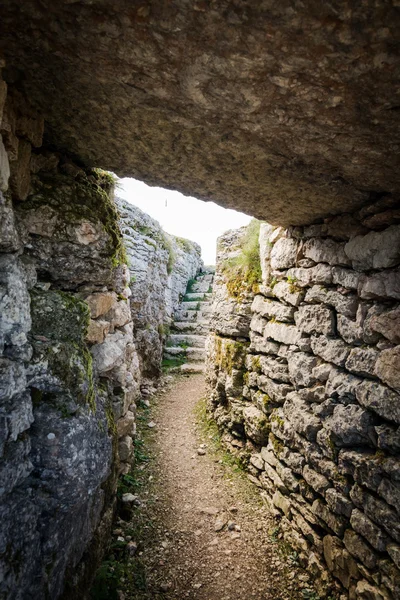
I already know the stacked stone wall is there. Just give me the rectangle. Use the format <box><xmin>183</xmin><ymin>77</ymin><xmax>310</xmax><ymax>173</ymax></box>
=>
<box><xmin>206</xmin><ymin>204</ymin><xmax>400</xmax><ymax>599</ymax></box>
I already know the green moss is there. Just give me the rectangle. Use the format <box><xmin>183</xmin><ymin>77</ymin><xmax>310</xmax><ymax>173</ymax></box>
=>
<box><xmin>270</xmin><ymin>433</ymin><xmax>284</xmax><ymax>457</ymax></box>
<box><xmin>287</xmin><ymin>274</ymin><xmax>302</xmax><ymax>294</ymax></box>
<box><xmin>24</xmin><ymin>170</ymin><xmax>127</xmax><ymax>269</ymax></box>
<box><xmin>175</xmin><ymin>236</ymin><xmax>194</xmax><ymax>253</ymax></box>
<box><xmin>270</xmin><ymin>410</ymin><xmax>284</xmax><ymax>429</ymax></box>
<box><xmin>222</xmin><ymin>219</ymin><xmax>262</xmax><ymax>300</ymax></box>
<box><xmin>215</xmin><ymin>337</ymin><xmax>249</xmax><ymax>376</ymax></box>
<box><xmin>251</xmin><ymin>356</ymin><xmax>262</xmax><ymax>373</ymax></box>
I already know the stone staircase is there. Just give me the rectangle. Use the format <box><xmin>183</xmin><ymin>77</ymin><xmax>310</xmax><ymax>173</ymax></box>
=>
<box><xmin>163</xmin><ymin>271</ymin><xmax>214</xmax><ymax>373</ymax></box>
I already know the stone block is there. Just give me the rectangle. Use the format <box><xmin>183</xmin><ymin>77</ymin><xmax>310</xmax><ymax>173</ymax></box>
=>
<box><xmin>332</xmin><ymin>266</ymin><xmax>361</xmax><ymax>290</ymax></box>
<box><xmin>356</xmin><ymin>380</ymin><xmax>400</xmax><ymax>425</ymax></box>
<box><xmin>311</xmin><ymin>335</ymin><xmax>351</xmax><ymax>367</ymax></box>
<box><xmin>351</xmin><ymin>484</ymin><xmax>400</xmax><ymax>543</ymax></box>
<box><xmin>375</xmin><ymin>424</ymin><xmax>400</xmax><ymax>454</ymax></box>
<box><xmin>264</xmin><ymin>321</ymin><xmax>305</xmax><ymax>346</ymax></box>
<box><xmin>325</xmin><ymin>368</ymin><xmax>362</xmax><ymax>402</ymax></box>
<box><xmin>243</xmin><ymin>405</ymin><xmax>269</xmax><ymax>445</ymax></box>
<box><xmin>0</xmin><ymin>358</ymin><xmax>26</xmax><ymax>401</ymax></box>
<box><xmin>272</xmin><ymin>489</ymin><xmax>292</xmax><ymax>517</ymax></box>
<box><xmin>345</xmin><ymin>347</ymin><xmax>378</xmax><ymax>378</ymax></box>
<box><xmin>375</xmin><ymin>346</ymin><xmax>400</xmax><ymax>392</ymax></box>
<box><xmin>287</xmin><ymin>264</ymin><xmax>333</xmax><ymax>286</ymax></box>
<box><xmin>283</xmin><ymin>394</ymin><xmax>321</xmax><ymax>441</ymax></box>
<box><xmin>325</xmin><ymin>488</ymin><xmax>353</xmax><ymax>518</ymax></box>
<box><xmin>337</xmin><ymin>313</ymin><xmax>364</xmax><ymax>345</ymax></box>
<box><xmin>377</xmin><ymin>478</ymin><xmax>400</xmax><ymax>512</ymax></box>
<box><xmin>345</xmin><ymin>225</ymin><xmax>400</xmax><ymax>271</ymax></box>
<box><xmin>270</xmin><ymin>237</ymin><xmax>299</xmax><ymax>270</ymax></box>
<box><xmin>295</xmin><ymin>304</ymin><xmax>335</xmax><ymax>336</ymax></box>
<box><xmin>91</xmin><ymin>330</ymin><xmax>128</xmax><ymax>374</ymax></box>
<box><xmin>118</xmin><ymin>435</ymin><xmax>133</xmax><ymax>462</ymax></box>
<box><xmin>85</xmin><ymin>292</ymin><xmax>118</xmax><ymax>318</ymax></box>
<box><xmin>251</xmin><ymin>294</ymin><xmax>295</xmax><ymax>322</ymax></box>
<box><xmin>350</xmin><ymin>508</ymin><xmax>389</xmax><ymax>552</ymax></box>
<box><xmin>304</xmin><ymin>237</ymin><xmax>350</xmax><ymax>266</ymax></box>
<box><xmin>86</xmin><ymin>319</ymin><xmax>110</xmax><ymax>344</ymax></box>
<box><xmin>359</xmin><ymin>270</ymin><xmax>400</xmax><ymax>301</ymax></box>
<box><xmin>325</xmin><ymin>404</ymin><xmax>376</xmax><ymax>448</ymax></box>
<box><xmin>249</xmin><ymin>331</ymin><xmax>279</xmax><ymax>355</ymax></box>
<box><xmin>250</xmin><ymin>313</ymin><xmax>266</xmax><ymax>335</ymax></box>
<box><xmin>0</xmin><ymin>192</ymin><xmax>20</xmax><ymax>252</ymax></box>
<box><xmin>355</xmin><ymin>580</ymin><xmax>391</xmax><ymax>600</ymax></box>
<box><xmin>116</xmin><ymin>411</ymin><xmax>136</xmax><ymax>438</ymax></box>
<box><xmin>387</xmin><ymin>543</ymin><xmax>400</xmax><ymax>570</ymax></box>
<box><xmin>287</xmin><ymin>351</ymin><xmax>319</xmax><ymax>387</ymax></box>
<box><xmin>368</xmin><ymin>307</ymin><xmax>400</xmax><ymax>344</ymax></box>
<box><xmin>272</xmin><ymin>280</ymin><xmax>305</xmax><ymax>306</ymax></box>
<box><xmin>343</xmin><ymin>529</ymin><xmax>376</xmax><ymax>570</ymax></box>
<box><xmin>303</xmin><ymin>465</ymin><xmax>330</xmax><ymax>495</ymax></box>
<box><xmin>312</xmin><ymin>499</ymin><xmax>347</xmax><ymax>536</ymax></box>
<box><xmin>323</xmin><ymin>535</ymin><xmax>359</xmax><ymax>589</ymax></box>
<box><xmin>305</xmin><ymin>285</ymin><xmax>358</xmax><ymax>318</ymax></box>
<box><xmin>104</xmin><ymin>299</ymin><xmax>131</xmax><ymax>330</ymax></box>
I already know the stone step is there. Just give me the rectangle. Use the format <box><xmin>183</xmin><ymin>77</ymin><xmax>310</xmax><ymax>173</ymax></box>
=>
<box><xmin>184</xmin><ymin>292</ymin><xmax>213</xmax><ymax>301</ymax></box>
<box><xmin>180</xmin><ymin>301</ymin><xmax>210</xmax><ymax>311</ymax></box>
<box><xmin>171</xmin><ymin>321</ymin><xmax>210</xmax><ymax>334</ymax></box>
<box><xmin>173</xmin><ymin>309</ymin><xmax>198</xmax><ymax>322</ymax></box>
<box><xmin>191</xmin><ymin>281</ymin><xmax>212</xmax><ymax>293</ymax></box>
<box><xmin>164</xmin><ymin>347</ymin><xmax>205</xmax><ymax>362</ymax></box>
<box><xmin>166</xmin><ymin>334</ymin><xmax>207</xmax><ymax>348</ymax></box>
<box><xmin>178</xmin><ymin>362</ymin><xmax>205</xmax><ymax>374</ymax></box>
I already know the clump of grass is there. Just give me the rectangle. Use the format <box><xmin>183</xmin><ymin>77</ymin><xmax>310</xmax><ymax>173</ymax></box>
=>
<box><xmin>222</xmin><ymin>219</ymin><xmax>262</xmax><ymax>300</ymax></box>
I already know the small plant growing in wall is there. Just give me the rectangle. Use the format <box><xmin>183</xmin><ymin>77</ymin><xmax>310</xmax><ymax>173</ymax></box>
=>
<box><xmin>222</xmin><ymin>219</ymin><xmax>262</xmax><ymax>300</ymax></box>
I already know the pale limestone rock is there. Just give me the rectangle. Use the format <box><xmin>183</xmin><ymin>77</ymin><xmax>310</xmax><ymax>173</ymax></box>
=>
<box><xmin>345</xmin><ymin>225</ymin><xmax>400</xmax><ymax>271</ymax></box>
<box><xmin>332</xmin><ymin>266</ymin><xmax>361</xmax><ymax>290</ymax></box>
<box><xmin>86</xmin><ymin>319</ymin><xmax>110</xmax><ymax>344</ymax></box>
<box><xmin>249</xmin><ymin>313</ymin><xmax>266</xmax><ymax>335</ymax></box>
<box><xmin>374</xmin><ymin>346</ymin><xmax>400</xmax><ymax>391</ymax></box>
<box><xmin>325</xmin><ymin>488</ymin><xmax>353</xmax><ymax>519</ymax></box>
<box><xmin>264</xmin><ymin>321</ymin><xmax>305</xmax><ymax>346</ymax></box>
<box><xmin>85</xmin><ymin>292</ymin><xmax>117</xmax><ymax>319</ymax></box>
<box><xmin>270</xmin><ymin>237</ymin><xmax>299</xmax><ymax>270</ymax></box>
<box><xmin>351</xmin><ymin>484</ymin><xmax>400</xmax><ymax>543</ymax></box>
<box><xmin>258</xmin><ymin>355</ymin><xmax>290</xmax><ymax>383</ymax></box>
<box><xmin>368</xmin><ymin>307</ymin><xmax>400</xmax><ymax>344</ymax></box>
<box><xmin>303</xmin><ymin>465</ymin><xmax>330</xmax><ymax>495</ymax></box>
<box><xmin>313</xmin><ymin>500</ymin><xmax>347</xmax><ymax>536</ymax></box>
<box><xmin>243</xmin><ymin>405</ymin><xmax>269</xmax><ymax>445</ymax></box>
<box><xmin>91</xmin><ymin>330</ymin><xmax>128</xmax><ymax>374</ymax></box>
<box><xmin>311</xmin><ymin>335</ymin><xmax>351</xmax><ymax>367</ymax></box>
<box><xmin>325</xmin><ymin>405</ymin><xmax>375</xmax><ymax>447</ymax></box>
<box><xmin>283</xmin><ymin>394</ymin><xmax>321</xmax><ymax>441</ymax></box>
<box><xmin>272</xmin><ymin>280</ymin><xmax>305</xmax><ymax>306</ymax></box>
<box><xmin>305</xmin><ymin>285</ymin><xmax>357</xmax><ymax>318</ymax></box>
<box><xmin>350</xmin><ymin>509</ymin><xmax>389</xmax><ymax>552</ymax></box>
<box><xmin>259</xmin><ymin>222</ymin><xmax>275</xmax><ymax>285</ymax></box>
<box><xmin>304</xmin><ymin>238</ymin><xmax>350</xmax><ymax>267</ymax></box>
<box><xmin>0</xmin><ymin>192</ymin><xmax>19</xmax><ymax>252</ymax></box>
<box><xmin>387</xmin><ymin>543</ymin><xmax>400</xmax><ymax>569</ymax></box>
<box><xmin>116</xmin><ymin>410</ymin><xmax>136</xmax><ymax>437</ymax></box>
<box><xmin>251</xmin><ymin>294</ymin><xmax>295</xmax><ymax>322</ymax></box>
<box><xmin>345</xmin><ymin>347</ymin><xmax>378</xmax><ymax>378</ymax></box>
<box><xmin>287</xmin><ymin>351</ymin><xmax>318</xmax><ymax>387</ymax></box>
<box><xmin>256</xmin><ymin>375</ymin><xmax>292</xmax><ymax>403</ymax></box>
<box><xmin>356</xmin><ymin>380</ymin><xmax>400</xmax><ymax>424</ymax></box>
<box><xmin>272</xmin><ymin>489</ymin><xmax>291</xmax><ymax>517</ymax></box>
<box><xmin>118</xmin><ymin>435</ymin><xmax>133</xmax><ymax>462</ymax></box>
<box><xmin>295</xmin><ymin>304</ymin><xmax>335</xmax><ymax>336</ymax></box>
<box><xmin>355</xmin><ymin>580</ymin><xmax>390</xmax><ymax>600</ymax></box>
<box><xmin>287</xmin><ymin>264</ymin><xmax>333</xmax><ymax>287</ymax></box>
<box><xmin>104</xmin><ymin>299</ymin><xmax>131</xmax><ymax>331</ymax></box>
<box><xmin>343</xmin><ymin>530</ymin><xmax>376</xmax><ymax>570</ymax></box>
<box><xmin>359</xmin><ymin>270</ymin><xmax>400</xmax><ymax>301</ymax></box>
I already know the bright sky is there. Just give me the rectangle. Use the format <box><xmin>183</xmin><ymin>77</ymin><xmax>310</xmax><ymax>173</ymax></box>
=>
<box><xmin>118</xmin><ymin>178</ymin><xmax>252</xmax><ymax>265</ymax></box>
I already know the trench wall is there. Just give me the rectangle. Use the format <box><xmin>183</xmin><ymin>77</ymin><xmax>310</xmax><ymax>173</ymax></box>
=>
<box><xmin>0</xmin><ymin>66</ymin><xmax>201</xmax><ymax>600</ymax></box>
<box><xmin>206</xmin><ymin>206</ymin><xmax>400</xmax><ymax>599</ymax></box>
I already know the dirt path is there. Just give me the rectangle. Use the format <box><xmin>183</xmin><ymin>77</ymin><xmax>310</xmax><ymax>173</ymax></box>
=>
<box><xmin>93</xmin><ymin>374</ymin><xmax>316</xmax><ymax>600</ymax></box>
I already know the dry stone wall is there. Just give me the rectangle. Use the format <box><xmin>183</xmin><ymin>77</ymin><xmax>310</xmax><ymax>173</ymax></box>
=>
<box><xmin>206</xmin><ymin>204</ymin><xmax>400</xmax><ymax>599</ymax></box>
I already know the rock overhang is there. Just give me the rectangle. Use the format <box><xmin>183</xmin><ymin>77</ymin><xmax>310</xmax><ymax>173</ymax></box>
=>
<box><xmin>1</xmin><ymin>0</ymin><xmax>399</xmax><ymax>226</ymax></box>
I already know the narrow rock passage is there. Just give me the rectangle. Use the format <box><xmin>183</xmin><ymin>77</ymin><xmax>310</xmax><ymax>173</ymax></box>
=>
<box><xmin>109</xmin><ymin>374</ymin><xmax>314</xmax><ymax>600</ymax></box>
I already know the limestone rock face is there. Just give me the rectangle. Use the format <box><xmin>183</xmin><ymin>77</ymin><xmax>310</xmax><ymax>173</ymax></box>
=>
<box><xmin>2</xmin><ymin>3</ymin><xmax>400</xmax><ymax>225</ymax></box>
<box><xmin>116</xmin><ymin>198</ymin><xmax>202</xmax><ymax>377</ymax></box>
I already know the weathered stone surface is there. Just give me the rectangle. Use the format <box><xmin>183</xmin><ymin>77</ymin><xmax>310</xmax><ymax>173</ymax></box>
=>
<box><xmin>287</xmin><ymin>265</ymin><xmax>333</xmax><ymax>287</ymax></box>
<box><xmin>251</xmin><ymin>295</ymin><xmax>294</xmax><ymax>323</ymax></box>
<box><xmin>374</xmin><ymin>346</ymin><xmax>400</xmax><ymax>392</ymax></box>
<box><xmin>0</xmin><ymin>137</ymin><xmax>10</xmax><ymax>191</ymax></box>
<box><xmin>375</xmin><ymin>424</ymin><xmax>400</xmax><ymax>455</ymax></box>
<box><xmin>368</xmin><ymin>307</ymin><xmax>400</xmax><ymax>344</ymax></box>
<box><xmin>351</xmin><ymin>484</ymin><xmax>400</xmax><ymax>543</ymax></box>
<box><xmin>9</xmin><ymin>138</ymin><xmax>31</xmax><ymax>200</ymax></box>
<box><xmin>332</xmin><ymin>267</ymin><xmax>361</xmax><ymax>290</ymax></box>
<box><xmin>287</xmin><ymin>352</ymin><xmax>318</xmax><ymax>388</ymax></box>
<box><xmin>4</xmin><ymin>4</ymin><xmax>400</xmax><ymax>224</ymax></box>
<box><xmin>323</xmin><ymin>535</ymin><xmax>359</xmax><ymax>589</ymax></box>
<box><xmin>350</xmin><ymin>509</ymin><xmax>389</xmax><ymax>552</ymax></box>
<box><xmin>270</xmin><ymin>238</ymin><xmax>299</xmax><ymax>270</ymax></box>
<box><xmin>86</xmin><ymin>319</ymin><xmax>110</xmax><ymax>344</ymax></box>
<box><xmin>295</xmin><ymin>304</ymin><xmax>335</xmax><ymax>336</ymax></box>
<box><xmin>311</xmin><ymin>336</ymin><xmax>350</xmax><ymax>367</ymax></box>
<box><xmin>359</xmin><ymin>270</ymin><xmax>400</xmax><ymax>301</ymax></box>
<box><xmin>257</xmin><ymin>355</ymin><xmax>290</xmax><ymax>384</ymax></box>
<box><xmin>345</xmin><ymin>226</ymin><xmax>400</xmax><ymax>271</ymax></box>
<box><xmin>312</xmin><ymin>500</ymin><xmax>347</xmax><ymax>536</ymax></box>
<box><xmin>325</xmin><ymin>405</ymin><xmax>375</xmax><ymax>448</ymax></box>
<box><xmin>243</xmin><ymin>406</ymin><xmax>269</xmax><ymax>446</ymax></box>
<box><xmin>272</xmin><ymin>281</ymin><xmax>305</xmax><ymax>306</ymax></box>
<box><xmin>303</xmin><ymin>465</ymin><xmax>330</xmax><ymax>495</ymax></box>
<box><xmin>325</xmin><ymin>488</ymin><xmax>353</xmax><ymax>519</ymax></box>
<box><xmin>356</xmin><ymin>380</ymin><xmax>400</xmax><ymax>425</ymax></box>
<box><xmin>85</xmin><ymin>292</ymin><xmax>117</xmax><ymax>319</ymax></box>
<box><xmin>304</xmin><ymin>238</ymin><xmax>350</xmax><ymax>267</ymax></box>
<box><xmin>283</xmin><ymin>394</ymin><xmax>321</xmax><ymax>441</ymax></box>
<box><xmin>0</xmin><ymin>192</ymin><xmax>19</xmax><ymax>252</ymax></box>
<box><xmin>264</xmin><ymin>321</ymin><xmax>304</xmax><ymax>346</ymax></box>
<box><xmin>355</xmin><ymin>580</ymin><xmax>391</xmax><ymax>600</ymax></box>
<box><xmin>343</xmin><ymin>529</ymin><xmax>376</xmax><ymax>570</ymax></box>
<box><xmin>249</xmin><ymin>331</ymin><xmax>279</xmax><ymax>356</ymax></box>
<box><xmin>345</xmin><ymin>347</ymin><xmax>378</xmax><ymax>378</ymax></box>
<box><xmin>305</xmin><ymin>285</ymin><xmax>357</xmax><ymax>318</ymax></box>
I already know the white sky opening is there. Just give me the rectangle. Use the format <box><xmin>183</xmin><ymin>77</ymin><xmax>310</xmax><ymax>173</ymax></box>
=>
<box><xmin>118</xmin><ymin>178</ymin><xmax>252</xmax><ymax>265</ymax></box>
